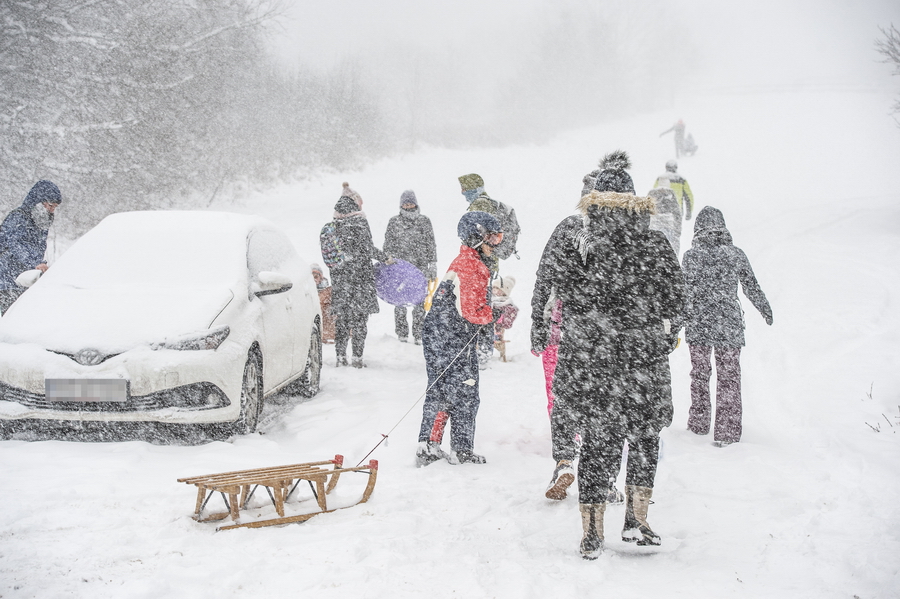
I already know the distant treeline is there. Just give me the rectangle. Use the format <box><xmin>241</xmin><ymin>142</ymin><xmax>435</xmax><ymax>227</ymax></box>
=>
<box><xmin>1</xmin><ymin>1</ymin><xmax>681</xmax><ymax>234</ymax></box>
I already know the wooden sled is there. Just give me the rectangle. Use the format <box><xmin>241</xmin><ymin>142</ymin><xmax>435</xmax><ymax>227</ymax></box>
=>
<box><xmin>177</xmin><ymin>455</ymin><xmax>378</xmax><ymax>531</ymax></box>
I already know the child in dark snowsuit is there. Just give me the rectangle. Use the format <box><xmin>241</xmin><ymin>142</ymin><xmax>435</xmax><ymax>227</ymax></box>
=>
<box><xmin>416</xmin><ymin>211</ymin><xmax>502</xmax><ymax>466</ymax></box>
<box><xmin>682</xmin><ymin>207</ymin><xmax>773</xmax><ymax>446</ymax></box>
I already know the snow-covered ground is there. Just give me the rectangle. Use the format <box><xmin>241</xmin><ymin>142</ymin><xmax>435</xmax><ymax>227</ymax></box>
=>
<box><xmin>2</xmin><ymin>87</ymin><xmax>899</xmax><ymax>598</ymax></box>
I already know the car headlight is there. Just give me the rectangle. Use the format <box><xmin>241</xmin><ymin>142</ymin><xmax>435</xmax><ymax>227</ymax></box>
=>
<box><xmin>159</xmin><ymin>326</ymin><xmax>230</xmax><ymax>351</ymax></box>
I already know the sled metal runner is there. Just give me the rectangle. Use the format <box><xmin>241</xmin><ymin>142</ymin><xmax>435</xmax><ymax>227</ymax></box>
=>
<box><xmin>177</xmin><ymin>454</ymin><xmax>378</xmax><ymax>531</ymax></box>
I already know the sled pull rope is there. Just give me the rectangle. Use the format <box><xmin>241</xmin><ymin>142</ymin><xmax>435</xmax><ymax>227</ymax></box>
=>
<box><xmin>355</xmin><ymin>325</ymin><xmax>485</xmax><ymax>467</ymax></box>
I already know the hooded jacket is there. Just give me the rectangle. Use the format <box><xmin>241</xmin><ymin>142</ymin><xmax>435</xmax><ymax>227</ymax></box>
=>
<box><xmin>383</xmin><ymin>208</ymin><xmax>437</xmax><ymax>277</ymax></box>
<box><xmin>0</xmin><ymin>181</ymin><xmax>61</xmax><ymax>291</ymax></box>
<box><xmin>682</xmin><ymin>207</ymin><xmax>772</xmax><ymax>347</ymax></box>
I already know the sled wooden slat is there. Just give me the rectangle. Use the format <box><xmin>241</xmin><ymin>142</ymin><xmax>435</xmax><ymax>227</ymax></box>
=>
<box><xmin>178</xmin><ymin>454</ymin><xmax>378</xmax><ymax>531</ymax></box>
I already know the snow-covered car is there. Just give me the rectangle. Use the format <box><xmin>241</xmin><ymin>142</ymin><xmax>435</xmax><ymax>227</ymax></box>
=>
<box><xmin>0</xmin><ymin>211</ymin><xmax>322</xmax><ymax>440</ymax></box>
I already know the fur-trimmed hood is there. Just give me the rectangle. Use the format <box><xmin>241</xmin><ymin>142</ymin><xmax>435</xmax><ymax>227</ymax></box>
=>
<box><xmin>577</xmin><ymin>191</ymin><xmax>656</xmax><ymax>216</ymax></box>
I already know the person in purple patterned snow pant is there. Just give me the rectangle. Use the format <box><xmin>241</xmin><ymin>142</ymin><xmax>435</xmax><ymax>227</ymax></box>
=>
<box><xmin>681</xmin><ymin>206</ymin><xmax>773</xmax><ymax>447</ymax></box>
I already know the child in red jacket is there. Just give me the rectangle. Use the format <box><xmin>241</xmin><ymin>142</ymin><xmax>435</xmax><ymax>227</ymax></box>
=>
<box><xmin>416</xmin><ymin>212</ymin><xmax>503</xmax><ymax>466</ymax></box>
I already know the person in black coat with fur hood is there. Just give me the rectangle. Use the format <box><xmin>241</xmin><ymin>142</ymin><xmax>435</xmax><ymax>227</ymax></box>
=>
<box><xmin>531</xmin><ymin>150</ymin><xmax>684</xmax><ymax>559</ymax></box>
<box><xmin>330</xmin><ymin>193</ymin><xmax>388</xmax><ymax>368</ymax></box>
<box><xmin>682</xmin><ymin>206</ymin><xmax>772</xmax><ymax>446</ymax></box>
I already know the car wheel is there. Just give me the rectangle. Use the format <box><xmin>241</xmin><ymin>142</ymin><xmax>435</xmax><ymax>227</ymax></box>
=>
<box><xmin>236</xmin><ymin>349</ymin><xmax>264</xmax><ymax>434</ymax></box>
<box><xmin>295</xmin><ymin>318</ymin><xmax>322</xmax><ymax>398</ymax></box>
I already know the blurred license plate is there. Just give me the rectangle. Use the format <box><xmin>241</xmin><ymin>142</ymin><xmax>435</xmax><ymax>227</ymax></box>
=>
<box><xmin>45</xmin><ymin>379</ymin><xmax>127</xmax><ymax>402</ymax></box>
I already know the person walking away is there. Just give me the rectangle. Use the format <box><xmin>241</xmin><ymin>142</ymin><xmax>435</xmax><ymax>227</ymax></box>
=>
<box><xmin>328</xmin><ymin>193</ymin><xmax>388</xmax><ymax>368</ymax></box>
<box><xmin>310</xmin><ymin>263</ymin><xmax>336</xmax><ymax>343</ymax></box>
<box><xmin>491</xmin><ymin>275</ymin><xmax>518</xmax><ymax>361</ymax></box>
<box><xmin>416</xmin><ymin>211</ymin><xmax>503</xmax><ymax>466</ymax></box>
<box><xmin>682</xmin><ymin>206</ymin><xmax>772</xmax><ymax>446</ymax></box>
<box><xmin>0</xmin><ymin>180</ymin><xmax>62</xmax><ymax>316</ymax></box>
<box><xmin>648</xmin><ymin>187</ymin><xmax>683</xmax><ymax>256</ymax></box>
<box><xmin>532</xmin><ymin>150</ymin><xmax>684</xmax><ymax>558</ymax></box>
<box><xmin>660</xmin><ymin>119</ymin><xmax>686</xmax><ymax>158</ymax></box>
<box><xmin>653</xmin><ymin>160</ymin><xmax>694</xmax><ymax>221</ymax></box>
<box><xmin>383</xmin><ymin>190</ymin><xmax>437</xmax><ymax>344</ymax></box>
<box><xmin>533</xmin><ymin>159</ymin><xmax>634</xmax><ymax>504</ymax></box>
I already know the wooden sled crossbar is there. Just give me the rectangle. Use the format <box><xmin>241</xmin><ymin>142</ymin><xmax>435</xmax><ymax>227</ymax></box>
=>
<box><xmin>177</xmin><ymin>454</ymin><xmax>378</xmax><ymax>531</ymax></box>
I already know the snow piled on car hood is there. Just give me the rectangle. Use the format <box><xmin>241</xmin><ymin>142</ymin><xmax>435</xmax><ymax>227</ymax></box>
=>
<box><xmin>0</xmin><ymin>285</ymin><xmax>234</xmax><ymax>353</ymax></box>
<box><xmin>0</xmin><ymin>210</ymin><xmax>267</xmax><ymax>353</ymax></box>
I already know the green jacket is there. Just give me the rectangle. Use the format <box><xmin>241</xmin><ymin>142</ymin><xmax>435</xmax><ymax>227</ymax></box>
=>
<box><xmin>653</xmin><ymin>174</ymin><xmax>694</xmax><ymax>220</ymax></box>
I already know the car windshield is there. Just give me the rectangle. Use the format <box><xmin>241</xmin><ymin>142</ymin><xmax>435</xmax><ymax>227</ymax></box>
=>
<box><xmin>41</xmin><ymin>212</ymin><xmax>249</xmax><ymax>289</ymax></box>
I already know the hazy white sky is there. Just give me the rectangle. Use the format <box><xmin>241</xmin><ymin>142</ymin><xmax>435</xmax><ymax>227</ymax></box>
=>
<box><xmin>269</xmin><ymin>0</ymin><xmax>900</xmax><ymax>91</ymax></box>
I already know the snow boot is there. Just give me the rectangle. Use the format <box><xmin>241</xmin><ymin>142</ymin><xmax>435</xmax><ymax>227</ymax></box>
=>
<box><xmin>336</xmin><ymin>355</ymin><xmax>348</xmax><ymax>367</ymax></box>
<box><xmin>351</xmin><ymin>357</ymin><xmax>367</xmax><ymax>369</ymax></box>
<box><xmin>545</xmin><ymin>460</ymin><xmax>576</xmax><ymax>500</ymax></box>
<box><xmin>628</xmin><ymin>485</ymin><xmax>661</xmax><ymax>546</ymax></box>
<box><xmin>621</xmin><ymin>485</ymin><xmax>641</xmax><ymax>542</ymax></box>
<box><xmin>579</xmin><ymin>503</ymin><xmax>605</xmax><ymax>560</ymax></box>
<box><xmin>415</xmin><ymin>441</ymin><xmax>448</xmax><ymax>467</ymax></box>
<box><xmin>448</xmin><ymin>449</ymin><xmax>486</xmax><ymax>465</ymax></box>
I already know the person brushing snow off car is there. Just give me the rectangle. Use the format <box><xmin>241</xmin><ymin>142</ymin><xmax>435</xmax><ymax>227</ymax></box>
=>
<box><xmin>416</xmin><ymin>211</ymin><xmax>503</xmax><ymax>466</ymax></box>
<box><xmin>531</xmin><ymin>150</ymin><xmax>684</xmax><ymax>559</ymax></box>
<box><xmin>680</xmin><ymin>206</ymin><xmax>773</xmax><ymax>447</ymax></box>
<box><xmin>0</xmin><ymin>180</ymin><xmax>62</xmax><ymax>316</ymax></box>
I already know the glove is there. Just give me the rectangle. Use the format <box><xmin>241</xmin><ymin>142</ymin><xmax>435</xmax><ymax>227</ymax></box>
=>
<box><xmin>492</xmin><ymin>307</ymin><xmax>502</xmax><ymax>323</ymax></box>
<box><xmin>426</xmin><ymin>262</ymin><xmax>437</xmax><ymax>279</ymax></box>
<box><xmin>531</xmin><ymin>324</ymin><xmax>549</xmax><ymax>355</ymax></box>
<box><xmin>763</xmin><ymin>309</ymin><xmax>773</xmax><ymax>326</ymax></box>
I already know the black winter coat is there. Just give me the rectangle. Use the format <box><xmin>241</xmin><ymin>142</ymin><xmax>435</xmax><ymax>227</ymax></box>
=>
<box><xmin>330</xmin><ymin>213</ymin><xmax>386</xmax><ymax>318</ymax></box>
<box><xmin>383</xmin><ymin>209</ymin><xmax>437</xmax><ymax>276</ymax></box>
<box><xmin>682</xmin><ymin>207</ymin><xmax>772</xmax><ymax>347</ymax></box>
<box><xmin>531</xmin><ymin>191</ymin><xmax>684</xmax><ymax>426</ymax></box>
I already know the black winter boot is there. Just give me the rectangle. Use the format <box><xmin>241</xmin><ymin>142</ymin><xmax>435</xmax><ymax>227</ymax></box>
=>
<box><xmin>415</xmin><ymin>441</ymin><xmax>448</xmax><ymax>467</ymax></box>
<box><xmin>448</xmin><ymin>449</ymin><xmax>486</xmax><ymax>464</ymax></box>
<box><xmin>579</xmin><ymin>503</ymin><xmax>605</xmax><ymax>560</ymax></box>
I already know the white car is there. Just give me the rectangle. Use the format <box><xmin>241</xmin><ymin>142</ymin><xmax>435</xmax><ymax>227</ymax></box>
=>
<box><xmin>0</xmin><ymin>211</ymin><xmax>322</xmax><ymax>440</ymax></box>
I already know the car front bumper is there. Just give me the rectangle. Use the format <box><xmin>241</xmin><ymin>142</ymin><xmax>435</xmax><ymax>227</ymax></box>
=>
<box><xmin>0</xmin><ymin>341</ymin><xmax>245</xmax><ymax>424</ymax></box>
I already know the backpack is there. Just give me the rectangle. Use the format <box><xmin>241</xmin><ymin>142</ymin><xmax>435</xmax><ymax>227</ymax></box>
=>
<box><xmin>319</xmin><ymin>221</ymin><xmax>345</xmax><ymax>268</ymax></box>
<box><xmin>493</xmin><ymin>201</ymin><xmax>520</xmax><ymax>260</ymax></box>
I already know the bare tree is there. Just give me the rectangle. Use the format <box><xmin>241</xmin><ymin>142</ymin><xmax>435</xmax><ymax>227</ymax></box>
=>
<box><xmin>876</xmin><ymin>24</ymin><xmax>900</xmax><ymax>120</ymax></box>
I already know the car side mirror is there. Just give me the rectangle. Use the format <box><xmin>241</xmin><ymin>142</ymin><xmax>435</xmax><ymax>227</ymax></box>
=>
<box><xmin>251</xmin><ymin>271</ymin><xmax>293</xmax><ymax>298</ymax></box>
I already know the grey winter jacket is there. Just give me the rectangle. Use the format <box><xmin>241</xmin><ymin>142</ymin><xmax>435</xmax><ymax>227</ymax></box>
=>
<box><xmin>682</xmin><ymin>207</ymin><xmax>772</xmax><ymax>347</ymax></box>
<box><xmin>383</xmin><ymin>209</ymin><xmax>437</xmax><ymax>277</ymax></box>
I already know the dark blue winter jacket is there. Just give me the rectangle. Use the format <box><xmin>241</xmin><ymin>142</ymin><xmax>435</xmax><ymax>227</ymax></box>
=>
<box><xmin>0</xmin><ymin>181</ymin><xmax>61</xmax><ymax>291</ymax></box>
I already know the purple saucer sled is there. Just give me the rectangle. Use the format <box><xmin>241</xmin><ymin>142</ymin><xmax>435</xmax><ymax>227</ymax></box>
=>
<box><xmin>374</xmin><ymin>259</ymin><xmax>428</xmax><ymax>306</ymax></box>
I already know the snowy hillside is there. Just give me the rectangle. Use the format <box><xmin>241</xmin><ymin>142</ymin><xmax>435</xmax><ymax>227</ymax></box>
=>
<box><xmin>1</xmin><ymin>87</ymin><xmax>899</xmax><ymax>598</ymax></box>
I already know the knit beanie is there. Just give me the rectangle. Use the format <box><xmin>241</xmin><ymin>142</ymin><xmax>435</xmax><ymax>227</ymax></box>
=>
<box><xmin>458</xmin><ymin>173</ymin><xmax>485</xmax><ymax>191</ymax></box>
<box><xmin>592</xmin><ymin>150</ymin><xmax>635</xmax><ymax>194</ymax></box>
<box><xmin>400</xmin><ymin>190</ymin><xmax>418</xmax><ymax>207</ymax></box>
<box><xmin>334</xmin><ymin>195</ymin><xmax>358</xmax><ymax>215</ymax></box>
<box><xmin>342</xmin><ymin>182</ymin><xmax>362</xmax><ymax>208</ymax></box>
